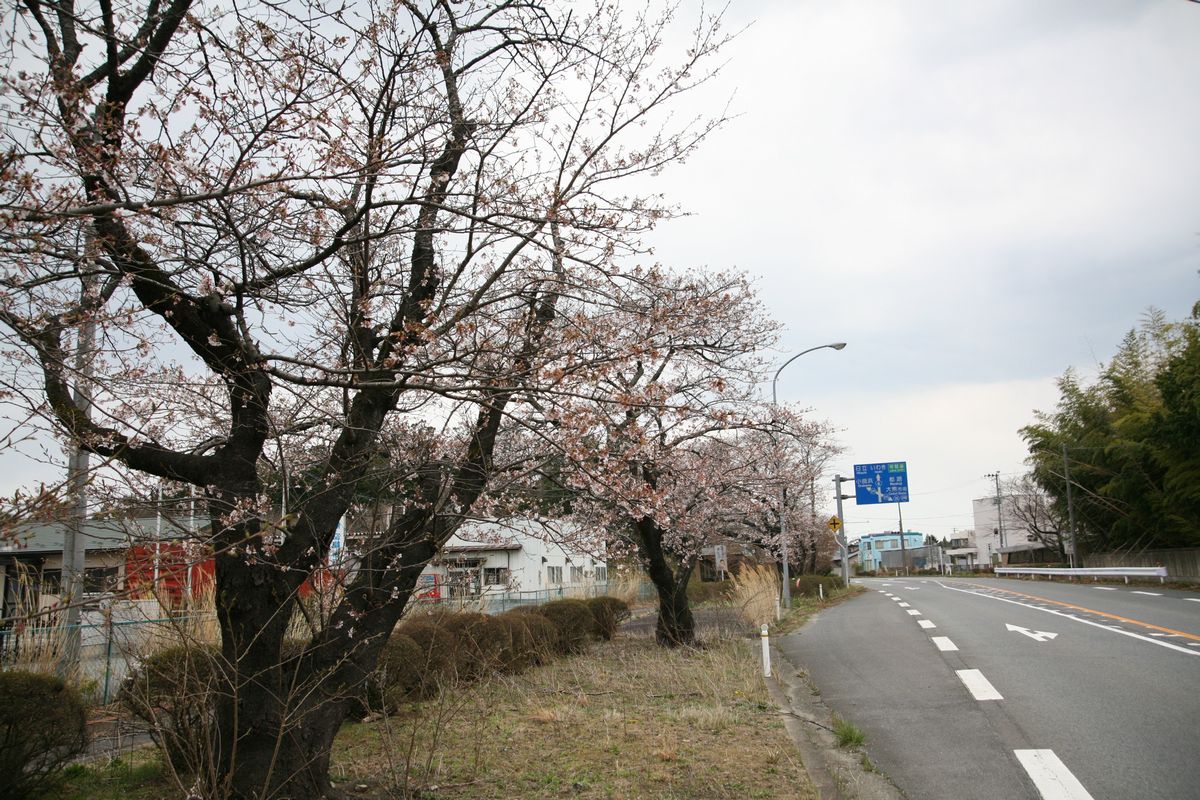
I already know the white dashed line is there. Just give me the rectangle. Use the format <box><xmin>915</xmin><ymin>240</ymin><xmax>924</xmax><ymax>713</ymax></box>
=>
<box><xmin>1093</xmin><ymin>587</ymin><xmax>1117</xmax><ymax>591</ymax></box>
<box><xmin>956</xmin><ymin>669</ymin><xmax>1003</xmax><ymax>701</ymax></box>
<box><xmin>931</xmin><ymin>636</ymin><xmax>958</xmax><ymax>652</ymax></box>
<box><xmin>1014</xmin><ymin>749</ymin><xmax>1095</xmax><ymax>800</ymax></box>
<box><xmin>918</xmin><ymin>619</ymin><xmax>936</xmax><ymax>629</ymax></box>
<box><xmin>906</xmin><ymin>609</ymin><xmax>922</xmax><ymax>616</ymax></box>
<box><xmin>905</xmin><ymin>586</ymin><xmax>919</xmax><ymax>590</ymax></box>
<box><xmin>897</xmin><ymin>602</ymin><xmax>910</xmax><ymax>607</ymax></box>
<box><xmin>1132</xmin><ymin>591</ymin><xmax>1162</xmax><ymax>597</ymax></box>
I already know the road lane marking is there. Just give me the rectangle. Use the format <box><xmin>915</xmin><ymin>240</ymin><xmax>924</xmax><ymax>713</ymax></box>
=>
<box><xmin>1006</xmin><ymin>623</ymin><xmax>1058</xmax><ymax>642</ymax></box>
<box><xmin>956</xmin><ymin>669</ymin><xmax>1003</xmax><ymax>701</ymax></box>
<box><xmin>1014</xmin><ymin>749</ymin><xmax>1095</xmax><ymax>800</ymax></box>
<box><xmin>939</xmin><ymin>582</ymin><xmax>1200</xmax><ymax>656</ymax></box>
<box><xmin>1131</xmin><ymin>591</ymin><xmax>1162</xmax><ymax>597</ymax></box>
<box><xmin>1093</xmin><ymin>587</ymin><xmax>1117</xmax><ymax>591</ymax></box>
<box><xmin>1186</xmin><ymin>598</ymin><xmax>1200</xmax><ymax>603</ymax></box>
<box><xmin>897</xmin><ymin>602</ymin><xmax>910</xmax><ymax>607</ymax></box>
<box><xmin>918</xmin><ymin>619</ymin><xmax>936</xmax><ymax>629</ymax></box>
<box><xmin>906</xmin><ymin>609</ymin><xmax>922</xmax><ymax>615</ymax></box>
<box><xmin>931</xmin><ymin>636</ymin><xmax>958</xmax><ymax>651</ymax></box>
<box><xmin>905</xmin><ymin>586</ymin><xmax>919</xmax><ymax>590</ymax></box>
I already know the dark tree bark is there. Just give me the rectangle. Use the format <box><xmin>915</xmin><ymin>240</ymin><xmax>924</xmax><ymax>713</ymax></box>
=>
<box><xmin>634</xmin><ymin>516</ymin><xmax>696</xmax><ymax>648</ymax></box>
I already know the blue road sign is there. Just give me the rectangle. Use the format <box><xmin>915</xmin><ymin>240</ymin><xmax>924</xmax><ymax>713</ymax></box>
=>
<box><xmin>853</xmin><ymin>461</ymin><xmax>909</xmax><ymax>505</ymax></box>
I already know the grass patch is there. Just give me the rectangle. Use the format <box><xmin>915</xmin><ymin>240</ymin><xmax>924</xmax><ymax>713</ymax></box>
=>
<box><xmin>332</xmin><ymin>635</ymin><xmax>817</xmax><ymax>799</ymax></box>
<box><xmin>56</xmin><ymin>756</ymin><xmax>170</xmax><ymax>800</ymax></box>
<box><xmin>832</xmin><ymin>715</ymin><xmax>866</xmax><ymax>749</ymax></box>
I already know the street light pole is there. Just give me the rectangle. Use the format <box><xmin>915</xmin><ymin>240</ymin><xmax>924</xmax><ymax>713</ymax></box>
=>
<box><xmin>772</xmin><ymin>342</ymin><xmax>846</xmax><ymax>609</ymax></box>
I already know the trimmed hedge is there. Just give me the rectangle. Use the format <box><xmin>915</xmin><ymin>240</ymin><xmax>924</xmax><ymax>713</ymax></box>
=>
<box><xmin>793</xmin><ymin>574</ymin><xmax>842</xmax><ymax>597</ymax></box>
<box><xmin>393</xmin><ymin>619</ymin><xmax>463</xmax><ymax>697</ymax></box>
<box><xmin>436</xmin><ymin>612</ymin><xmax>506</xmax><ymax>679</ymax></box>
<box><xmin>361</xmin><ymin>633</ymin><xmax>423</xmax><ymax>714</ymax></box>
<box><xmin>533</xmin><ymin>599</ymin><xmax>594</xmax><ymax>654</ymax></box>
<box><xmin>585</xmin><ymin>596</ymin><xmax>631</xmax><ymax>640</ymax></box>
<box><xmin>0</xmin><ymin>670</ymin><xmax>88</xmax><ymax>800</ymax></box>
<box><xmin>120</xmin><ymin>644</ymin><xmax>222</xmax><ymax>775</ymax></box>
<box><xmin>496</xmin><ymin>610</ymin><xmax>558</xmax><ymax>670</ymax></box>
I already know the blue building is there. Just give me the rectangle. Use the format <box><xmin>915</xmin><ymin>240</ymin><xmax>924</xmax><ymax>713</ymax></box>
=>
<box><xmin>856</xmin><ymin>531</ymin><xmax>925</xmax><ymax>572</ymax></box>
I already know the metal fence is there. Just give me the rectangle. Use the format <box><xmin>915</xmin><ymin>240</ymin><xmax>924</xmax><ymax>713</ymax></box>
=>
<box><xmin>0</xmin><ymin>613</ymin><xmax>196</xmax><ymax>704</ymax></box>
<box><xmin>413</xmin><ymin>581</ymin><xmax>651</xmax><ymax>615</ymax></box>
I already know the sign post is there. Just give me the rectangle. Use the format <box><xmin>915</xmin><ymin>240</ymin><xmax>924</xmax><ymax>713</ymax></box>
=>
<box><xmin>853</xmin><ymin>462</ymin><xmax>912</xmax><ymax>574</ymax></box>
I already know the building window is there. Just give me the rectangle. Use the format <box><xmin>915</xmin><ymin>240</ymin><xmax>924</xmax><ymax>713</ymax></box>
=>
<box><xmin>483</xmin><ymin>567</ymin><xmax>509</xmax><ymax>586</ymax></box>
<box><xmin>547</xmin><ymin>566</ymin><xmax>563</xmax><ymax>584</ymax></box>
<box><xmin>570</xmin><ymin>566</ymin><xmax>584</xmax><ymax>583</ymax></box>
<box><xmin>594</xmin><ymin>566</ymin><xmax>607</xmax><ymax>583</ymax></box>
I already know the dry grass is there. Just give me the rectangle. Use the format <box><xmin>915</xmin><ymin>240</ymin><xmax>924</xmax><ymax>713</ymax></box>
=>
<box><xmin>331</xmin><ymin>632</ymin><xmax>817</xmax><ymax>799</ymax></box>
<box><xmin>729</xmin><ymin>565</ymin><xmax>780</xmax><ymax>629</ymax></box>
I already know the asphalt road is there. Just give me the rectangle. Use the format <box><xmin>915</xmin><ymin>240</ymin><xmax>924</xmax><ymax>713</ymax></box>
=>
<box><xmin>777</xmin><ymin>577</ymin><xmax>1200</xmax><ymax>800</ymax></box>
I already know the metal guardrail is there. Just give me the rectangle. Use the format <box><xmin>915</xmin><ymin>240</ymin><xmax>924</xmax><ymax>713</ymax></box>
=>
<box><xmin>995</xmin><ymin>566</ymin><xmax>1168</xmax><ymax>583</ymax></box>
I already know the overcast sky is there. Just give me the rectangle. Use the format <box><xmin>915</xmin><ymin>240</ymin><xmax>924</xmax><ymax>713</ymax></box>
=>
<box><xmin>647</xmin><ymin>0</ymin><xmax>1200</xmax><ymax>540</ymax></box>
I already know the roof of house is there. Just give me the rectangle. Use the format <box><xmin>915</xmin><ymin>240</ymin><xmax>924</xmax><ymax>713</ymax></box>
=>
<box><xmin>0</xmin><ymin>517</ymin><xmax>197</xmax><ymax>555</ymax></box>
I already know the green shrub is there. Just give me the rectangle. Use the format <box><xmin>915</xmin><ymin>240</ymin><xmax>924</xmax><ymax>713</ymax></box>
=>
<box><xmin>686</xmin><ymin>576</ymin><xmax>734</xmax><ymax>603</ymax></box>
<box><xmin>436</xmin><ymin>612</ymin><xmax>506</xmax><ymax>679</ymax></box>
<box><xmin>586</xmin><ymin>596</ymin><xmax>631</xmax><ymax>640</ymax></box>
<box><xmin>0</xmin><ymin>670</ymin><xmax>88</xmax><ymax>800</ymax></box>
<box><xmin>793</xmin><ymin>574</ymin><xmax>842</xmax><ymax>598</ymax></box>
<box><xmin>496</xmin><ymin>610</ymin><xmax>558</xmax><ymax>670</ymax></box>
<box><xmin>361</xmin><ymin>634</ymin><xmax>423</xmax><ymax>714</ymax></box>
<box><xmin>394</xmin><ymin>620</ymin><xmax>462</xmax><ymax>697</ymax></box>
<box><xmin>120</xmin><ymin>644</ymin><xmax>222</xmax><ymax>776</ymax></box>
<box><xmin>534</xmin><ymin>599</ymin><xmax>593</xmax><ymax>654</ymax></box>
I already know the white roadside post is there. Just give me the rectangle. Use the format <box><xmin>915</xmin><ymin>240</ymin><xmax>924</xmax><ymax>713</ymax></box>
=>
<box><xmin>761</xmin><ymin>624</ymin><xmax>772</xmax><ymax>677</ymax></box>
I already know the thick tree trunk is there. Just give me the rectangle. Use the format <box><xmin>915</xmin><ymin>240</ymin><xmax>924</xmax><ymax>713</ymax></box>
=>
<box><xmin>633</xmin><ymin>516</ymin><xmax>696</xmax><ymax>647</ymax></box>
<box><xmin>211</xmin><ymin>503</ymin><xmax>446</xmax><ymax>799</ymax></box>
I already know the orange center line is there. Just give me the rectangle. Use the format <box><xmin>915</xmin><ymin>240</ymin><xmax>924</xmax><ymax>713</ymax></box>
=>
<box><xmin>964</xmin><ymin>583</ymin><xmax>1200</xmax><ymax>643</ymax></box>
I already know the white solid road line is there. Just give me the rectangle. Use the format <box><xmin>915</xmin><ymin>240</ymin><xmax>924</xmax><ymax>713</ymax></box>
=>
<box><xmin>956</xmin><ymin>669</ymin><xmax>1003</xmax><ymax>701</ymax></box>
<box><xmin>1131</xmin><ymin>591</ymin><xmax>1162</xmax><ymax>597</ymax></box>
<box><xmin>1014</xmin><ymin>749</ymin><xmax>1095</xmax><ymax>800</ymax></box>
<box><xmin>935</xmin><ymin>581</ymin><xmax>1200</xmax><ymax>657</ymax></box>
<box><xmin>906</xmin><ymin>609</ymin><xmax>922</xmax><ymax>616</ymax></box>
<box><xmin>931</xmin><ymin>636</ymin><xmax>958</xmax><ymax>652</ymax></box>
<box><xmin>918</xmin><ymin>619</ymin><xmax>936</xmax><ymax>629</ymax></box>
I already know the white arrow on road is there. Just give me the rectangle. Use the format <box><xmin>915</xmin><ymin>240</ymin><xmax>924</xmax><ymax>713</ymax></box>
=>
<box><xmin>1006</xmin><ymin>623</ymin><xmax>1059</xmax><ymax>643</ymax></box>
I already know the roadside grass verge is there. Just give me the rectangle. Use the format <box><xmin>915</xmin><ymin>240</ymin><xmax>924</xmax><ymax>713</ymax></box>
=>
<box><xmin>332</xmin><ymin>634</ymin><xmax>818</xmax><ymax>799</ymax></box>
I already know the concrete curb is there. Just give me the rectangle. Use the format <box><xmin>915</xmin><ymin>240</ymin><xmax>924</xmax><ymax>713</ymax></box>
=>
<box><xmin>765</xmin><ymin>641</ymin><xmax>905</xmax><ymax>800</ymax></box>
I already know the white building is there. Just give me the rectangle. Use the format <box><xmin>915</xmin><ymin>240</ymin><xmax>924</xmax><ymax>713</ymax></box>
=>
<box><xmin>419</xmin><ymin>519</ymin><xmax>607</xmax><ymax>600</ymax></box>
<box><xmin>970</xmin><ymin>495</ymin><xmax>1044</xmax><ymax>565</ymax></box>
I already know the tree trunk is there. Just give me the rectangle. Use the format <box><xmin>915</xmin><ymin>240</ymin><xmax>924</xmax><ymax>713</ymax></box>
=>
<box><xmin>633</xmin><ymin>516</ymin><xmax>696</xmax><ymax>647</ymax></box>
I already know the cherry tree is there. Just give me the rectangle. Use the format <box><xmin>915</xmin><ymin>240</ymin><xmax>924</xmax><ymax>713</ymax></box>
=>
<box><xmin>0</xmin><ymin>0</ymin><xmax>733</xmax><ymax>795</ymax></box>
<box><xmin>548</xmin><ymin>268</ymin><xmax>778</xmax><ymax>646</ymax></box>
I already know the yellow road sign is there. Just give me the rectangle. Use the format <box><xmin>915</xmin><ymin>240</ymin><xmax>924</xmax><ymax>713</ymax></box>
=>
<box><xmin>827</xmin><ymin>515</ymin><xmax>842</xmax><ymax>532</ymax></box>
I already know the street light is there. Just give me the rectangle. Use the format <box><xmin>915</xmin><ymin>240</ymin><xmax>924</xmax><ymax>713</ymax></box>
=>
<box><xmin>772</xmin><ymin>342</ymin><xmax>847</xmax><ymax>609</ymax></box>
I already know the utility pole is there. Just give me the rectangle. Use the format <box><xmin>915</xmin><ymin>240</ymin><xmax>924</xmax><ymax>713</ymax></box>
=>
<box><xmin>897</xmin><ymin>502</ymin><xmax>908</xmax><ymax>574</ymax></box>
<box><xmin>1062</xmin><ymin>443</ymin><xmax>1079</xmax><ymax>569</ymax></box>
<box><xmin>834</xmin><ymin>475</ymin><xmax>852</xmax><ymax>587</ymax></box>
<box><xmin>61</xmin><ymin>264</ymin><xmax>96</xmax><ymax>678</ymax></box>
<box><xmin>985</xmin><ymin>471</ymin><xmax>1004</xmax><ymax>564</ymax></box>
